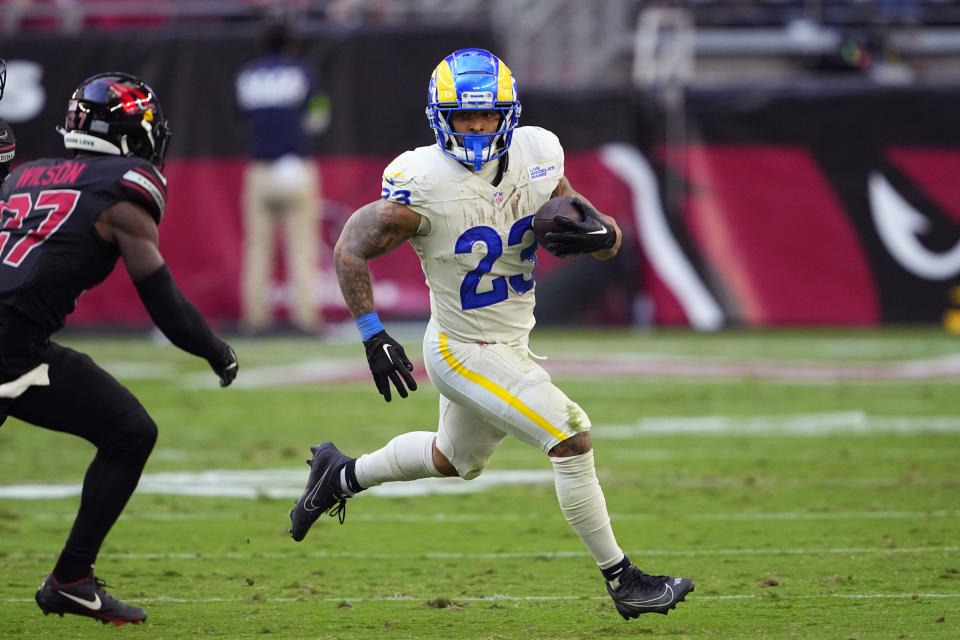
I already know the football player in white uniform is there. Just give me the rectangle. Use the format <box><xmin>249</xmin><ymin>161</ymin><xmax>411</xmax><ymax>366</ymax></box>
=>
<box><xmin>289</xmin><ymin>48</ymin><xmax>693</xmax><ymax>619</ymax></box>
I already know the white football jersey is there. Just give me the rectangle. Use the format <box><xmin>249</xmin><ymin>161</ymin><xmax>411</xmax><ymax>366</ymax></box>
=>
<box><xmin>381</xmin><ymin>126</ymin><xmax>564</xmax><ymax>345</ymax></box>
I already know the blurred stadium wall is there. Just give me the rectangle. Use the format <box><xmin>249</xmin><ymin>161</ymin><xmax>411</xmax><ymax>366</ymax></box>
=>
<box><xmin>2</xmin><ymin>1</ymin><xmax>960</xmax><ymax>330</ymax></box>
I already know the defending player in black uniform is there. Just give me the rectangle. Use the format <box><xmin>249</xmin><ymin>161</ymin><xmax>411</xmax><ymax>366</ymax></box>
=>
<box><xmin>0</xmin><ymin>58</ymin><xmax>15</xmax><ymax>183</ymax></box>
<box><xmin>0</xmin><ymin>72</ymin><xmax>238</xmax><ymax>626</ymax></box>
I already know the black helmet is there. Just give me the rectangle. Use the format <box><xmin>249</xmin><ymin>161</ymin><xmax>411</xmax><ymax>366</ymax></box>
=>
<box><xmin>0</xmin><ymin>117</ymin><xmax>14</xmax><ymax>183</ymax></box>
<box><xmin>60</xmin><ymin>72</ymin><xmax>171</xmax><ymax>168</ymax></box>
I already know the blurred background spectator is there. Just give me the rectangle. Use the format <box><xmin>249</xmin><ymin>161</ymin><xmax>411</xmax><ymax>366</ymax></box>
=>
<box><xmin>235</xmin><ymin>12</ymin><xmax>331</xmax><ymax>335</ymax></box>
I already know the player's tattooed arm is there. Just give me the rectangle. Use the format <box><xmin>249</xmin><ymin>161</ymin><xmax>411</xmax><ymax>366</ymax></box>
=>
<box><xmin>334</xmin><ymin>199</ymin><xmax>422</xmax><ymax>317</ymax></box>
<box><xmin>550</xmin><ymin>176</ymin><xmax>622</xmax><ymax>259</ymax></box>
<box><xmin>551</xmin><ymin>176</ymin><xmax>604</xmax><ymax>215</ymax></box>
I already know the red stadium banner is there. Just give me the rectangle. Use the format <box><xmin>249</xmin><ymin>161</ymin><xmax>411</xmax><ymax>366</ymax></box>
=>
<box><xmin>625</xmin><ymin>85</ymin><xmax>960</xmax><ymax>328</ymax></box>
<box><xmin>65</xmin><ymin>153</ymin><xmax>638</xmax><ymax>330</ymax></box>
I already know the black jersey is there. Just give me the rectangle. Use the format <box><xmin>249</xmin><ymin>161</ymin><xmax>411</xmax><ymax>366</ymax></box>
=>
<box><xmin>0</xmin><ymin>155</ymin><xmax>167</xmax><ymax>349</ymax></box>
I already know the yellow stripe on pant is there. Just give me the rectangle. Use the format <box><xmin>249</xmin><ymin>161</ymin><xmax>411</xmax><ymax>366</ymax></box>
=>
<box><xmin>438</xmin><ymin>332</ymin><xmax>567</xmax><ymax>442</ymax></box>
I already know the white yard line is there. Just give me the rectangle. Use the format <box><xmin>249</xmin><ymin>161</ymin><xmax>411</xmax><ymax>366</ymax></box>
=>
<box><xmin>8</xmin><ymin>546</ymin><xmax>958</xmax><ymax>562</ymax></box>
<box><xmin>5</xmin><ymin>592</ymin><xmax>960</xmax><ymax>605</ymax></box>
<box><xmin>2</xmin><ymin>411</ymin><xmax>956</xmax><ymax>500</ymax></box>
<box><xmin>17</xmin><ymin>509</ymin><xmax>960</xmax><ymax>523</ymax></box>
<box><xmin>0</xmin><ymin>469</ymin><xmax>557</xmax><ymax>500</ymax></box>
<box><xmin>2</xmin><ymin>470</ymin><xmax>957</xmax><ymax>500</ymax></box>
<box><xmin>594</xmin><ymin>412</ymin><xmax>960</xmax><ymax>437</ymax></box>
<box><xmin>688</xmin><ymin>510</ymin><xmax>960</xmax><ymax>521</ymax></box>
<box><xmin>103</xmin><ymin>352</ymin><xmax>960</xmax><ymax>388</ymax></box>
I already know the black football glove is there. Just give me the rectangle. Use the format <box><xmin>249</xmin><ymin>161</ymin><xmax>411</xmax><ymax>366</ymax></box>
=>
<box><xmin>543</xmin><ymin>198</ymin><xmax>617</xmax><ymax>257</ymax></box>
<box><xmin>363</xmin><ymin>330</ymin><xmax>417</xmax><ymax>402</ymax></box>
<box><xmin>209</xmin><ymin>343</ymin><xmax>238</xmax><ymax>387</ymax></box>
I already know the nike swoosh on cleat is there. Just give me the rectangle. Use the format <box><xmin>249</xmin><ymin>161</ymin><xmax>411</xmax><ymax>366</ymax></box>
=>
<box><xmin>619</xmin><ymin>584</ymin><xmax>674</xmax><ymax>609</ymax></box>
<box><xmin>381</xmin><ymin>344</ymin><xmax>394</xmax><ymax>364</ymax></box>
<box><xmin>58</xmin><ymin>590</ymin><xmax>102</xmax><ymax>611</ymax></box>
<box><xmin>302</xmin><ymin>467</ymin><xmax>331</xmax><ymax>512</ymax></box>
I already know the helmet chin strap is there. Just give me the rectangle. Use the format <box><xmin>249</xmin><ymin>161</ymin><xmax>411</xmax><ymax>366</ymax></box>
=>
<box><xmin>141</xmin><ymin>119</ymin><xmax>155</xmax><ymax>152</ymax></box>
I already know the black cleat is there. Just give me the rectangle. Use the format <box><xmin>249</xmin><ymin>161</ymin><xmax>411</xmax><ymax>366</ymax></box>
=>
<box><xmin>606</xmin><ymin>566</ymin><xmax>694</xmax><ymax>619</ymax></box>
<box><xmin>288</xmin><ymin>441</ymin><xmax>353</xmax><ymax>541</ymax></box>
<box><xmin>35</xmin><ymin>573</ymin><xmax>147</xmax><ymax>626</ymax></box>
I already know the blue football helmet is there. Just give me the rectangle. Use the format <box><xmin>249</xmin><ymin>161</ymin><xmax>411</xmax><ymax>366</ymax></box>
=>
<box><xmin>426</xmin><ymin>48</ymin><xmax>521</xmax><ymax>171</ymax></box>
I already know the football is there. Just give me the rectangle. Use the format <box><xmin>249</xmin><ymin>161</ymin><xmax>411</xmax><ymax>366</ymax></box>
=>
<box><xmin>532</xmin><ymin>196</ymin><xmax>584</xmax><ymax>251</ymax></box>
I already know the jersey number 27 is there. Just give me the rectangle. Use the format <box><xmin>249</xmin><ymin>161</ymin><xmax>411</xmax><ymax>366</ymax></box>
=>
<box><xmin>0</xmin><ymin>190</ymin><xmax>81</xmax><ymax>267</ymax></box>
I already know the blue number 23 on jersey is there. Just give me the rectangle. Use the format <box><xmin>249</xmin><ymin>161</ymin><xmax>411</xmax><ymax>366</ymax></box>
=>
<box><xmin>456</xmin><ymin>215</ymin><xmax>537</xmax><ymax>311</ymax></box>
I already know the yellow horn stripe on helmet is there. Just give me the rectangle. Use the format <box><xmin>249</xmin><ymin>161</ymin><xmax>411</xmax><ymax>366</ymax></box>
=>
<box><xmin>497</xmin><ymin>59</ymin><xmax>515</xmax><ymax>101</ymax></box>
<box><xmin>433</xmin><ymin>57</ymin><xmax>457</xmax><ymax>104</ymax></box>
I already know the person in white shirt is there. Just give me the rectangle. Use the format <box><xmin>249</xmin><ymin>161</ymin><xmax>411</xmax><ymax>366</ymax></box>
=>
<box><xmin>288</xmin><ymin>48</ymin><xmax>693</xmax><ymax>620</ymax></box>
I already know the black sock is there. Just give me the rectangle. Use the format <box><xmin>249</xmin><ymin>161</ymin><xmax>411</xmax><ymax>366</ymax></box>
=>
<box><xmin>53</xmin><ymin>440</ymin><xmax>152</xmax><ymax>586</ymax></box>
<box><xmin>601</xmin><ymin>555</ymin><xmax>632</xmax><ymax>583</ymax></box>
<box><xmin>52</xmin><ymin>551</ymin><xmax>94</xmax><ymax>584</ymax></box>
<box><xmin>343</xmin><ymin>460</ymin><xmax>363</xmax><ymax>494</ymax></box>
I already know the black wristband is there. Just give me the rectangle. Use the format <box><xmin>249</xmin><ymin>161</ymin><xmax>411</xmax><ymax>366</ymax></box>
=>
<box><xmin>134</xmin><ymin>264</ymin><xmax>223</xmax><ymax>363</ymax></box>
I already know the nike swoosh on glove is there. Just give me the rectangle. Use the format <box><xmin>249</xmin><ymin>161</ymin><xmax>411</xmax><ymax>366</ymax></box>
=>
<box><xmin>210</xmin><ymin>343</ymin><xmax>238</xmax><ymax>387</ymax></box>
<box><xmin>363</xmin><ymin>330</ymin><xmax>417</xmax><ymax>402</ymax></box>
<box><xmin>543</xmin><ymin>198</ymin><xmax>617</xmax><ymax>257</ymax></box>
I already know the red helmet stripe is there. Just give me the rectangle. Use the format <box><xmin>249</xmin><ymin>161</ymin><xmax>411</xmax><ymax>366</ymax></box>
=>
<box><xmin>107</xmin><ymin>81</ymin><xmax>151</xmax><ymax>115</ymax></box>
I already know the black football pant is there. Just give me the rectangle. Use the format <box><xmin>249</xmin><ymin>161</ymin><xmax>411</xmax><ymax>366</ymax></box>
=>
<box><xmin>4</xmin><ymin>342</ymin><xmax>157</xmax><ymax>581</ymax></box>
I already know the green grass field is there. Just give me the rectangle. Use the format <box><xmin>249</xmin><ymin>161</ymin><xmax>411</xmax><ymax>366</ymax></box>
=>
<box><xmin>1</xmin><ymin>326</ymin><xmax>958</xmax><ymax>639</ymax></box>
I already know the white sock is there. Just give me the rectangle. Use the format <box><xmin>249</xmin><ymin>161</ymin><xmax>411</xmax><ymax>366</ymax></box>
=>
<box><xmin>551</xmin><ymin>450</ymin><xmax>624</xmax><ymax>569</ymax></box>
<box><xmin>354</xmin><ymin>431</ymin><xmax>443</xmax><ymax>489</ymax></box>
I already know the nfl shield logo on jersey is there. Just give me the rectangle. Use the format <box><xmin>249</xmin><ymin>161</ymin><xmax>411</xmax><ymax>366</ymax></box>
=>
<box><xmin>493</xmin><ymin>191</ymin><xmax>503</xmax><ymax>203</ymax></box>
